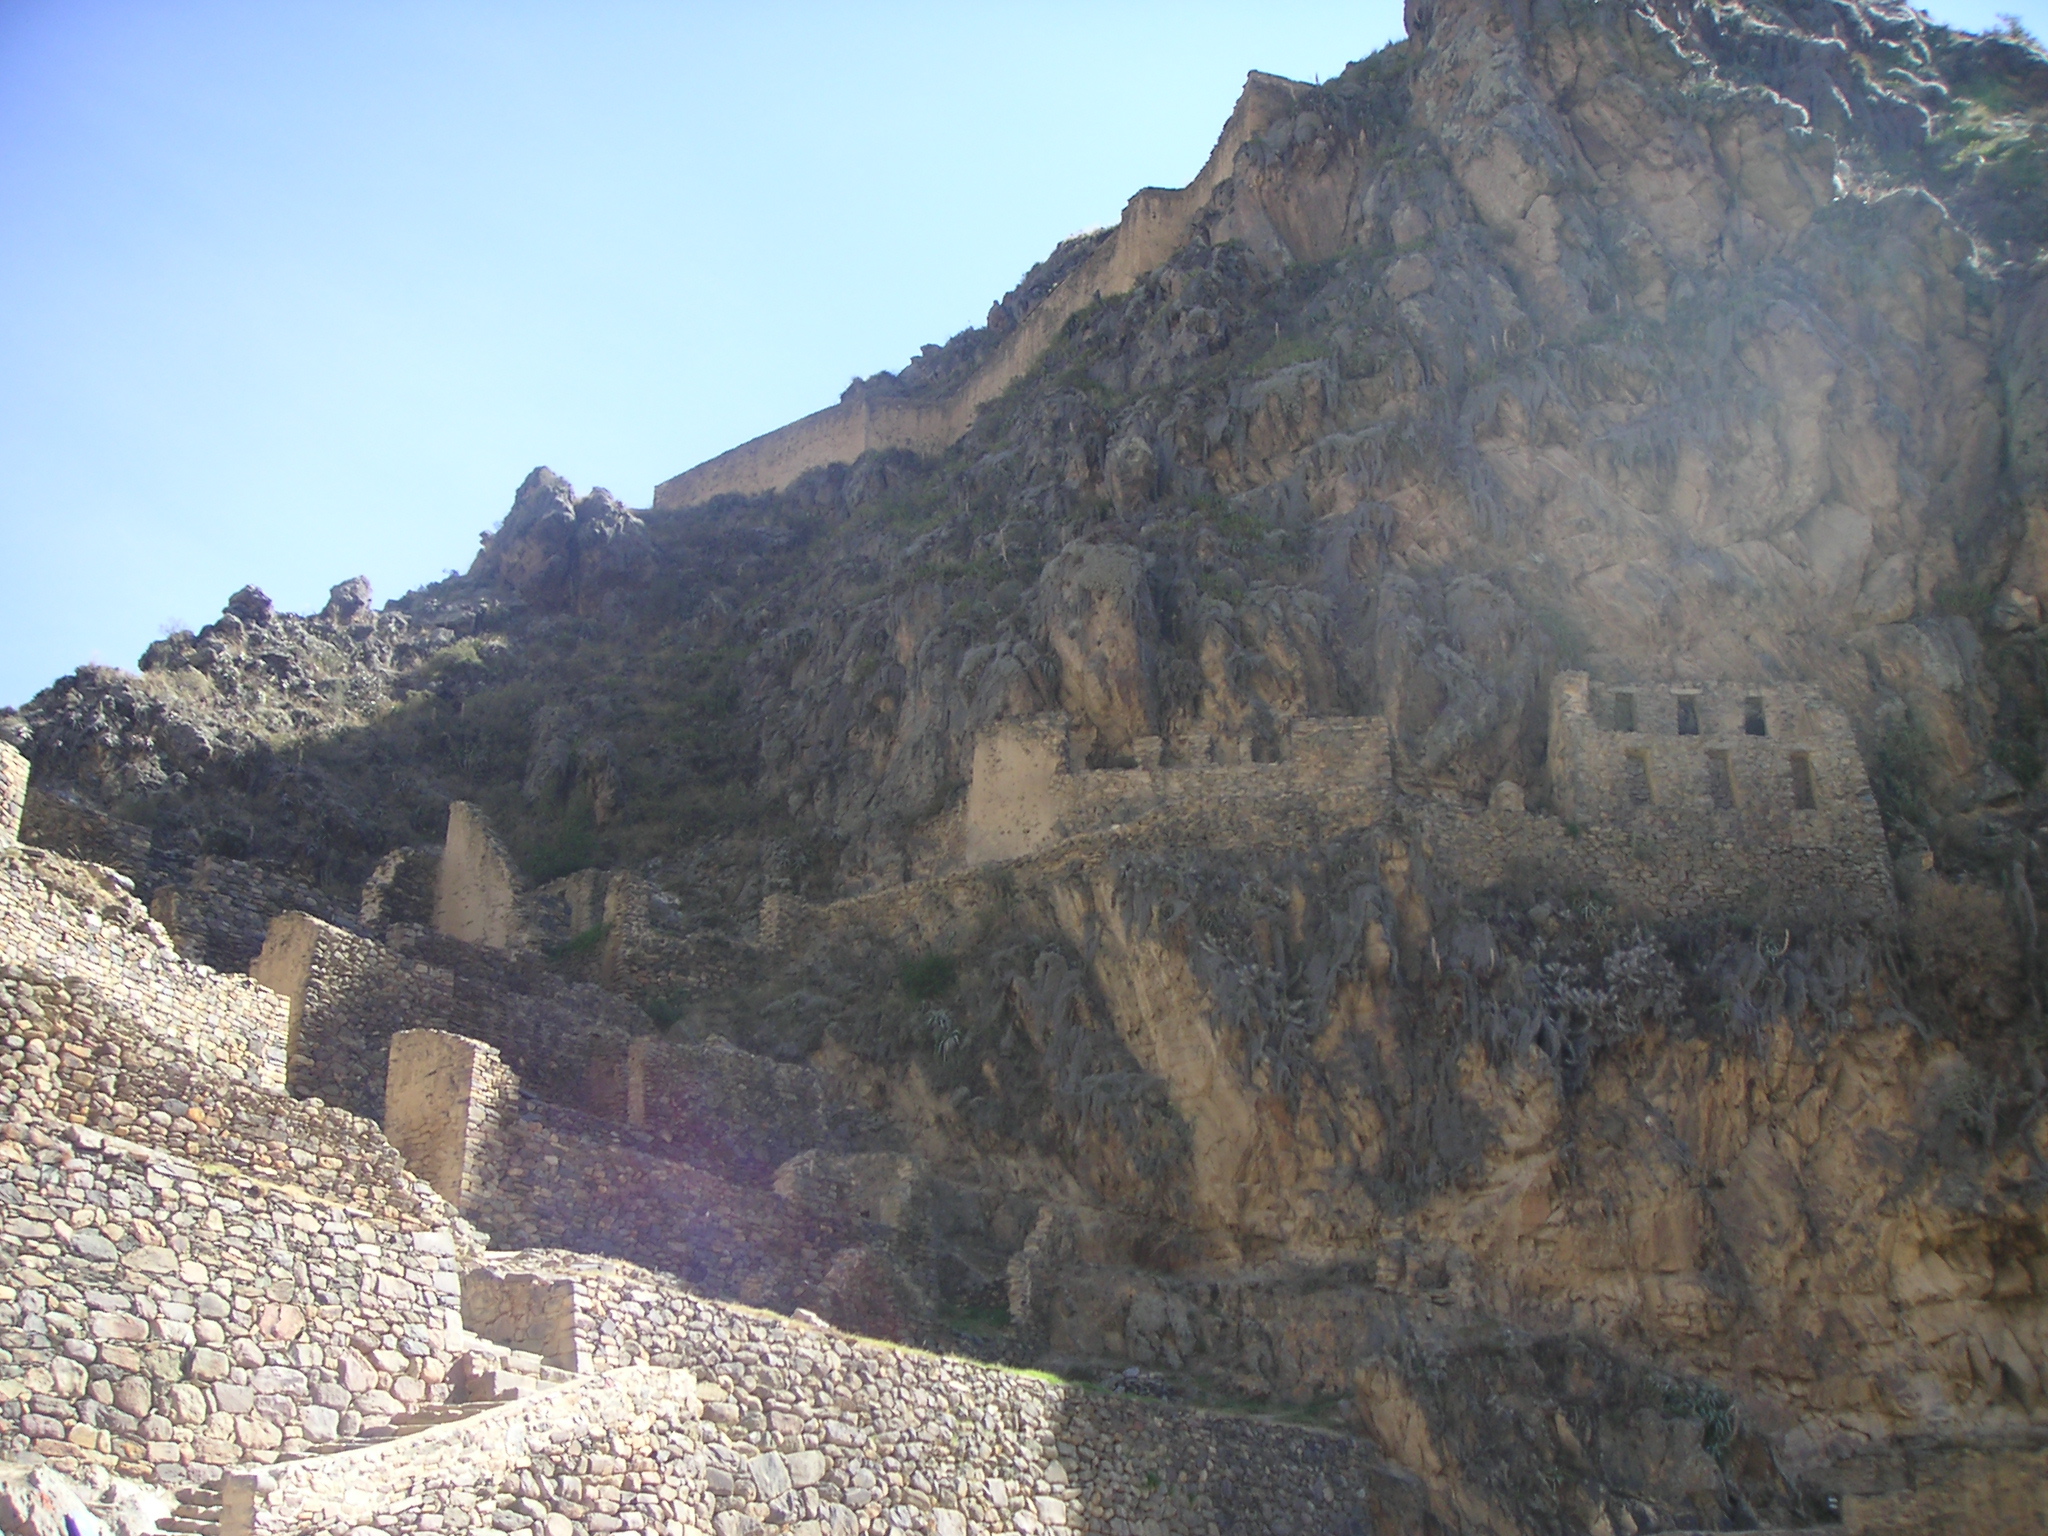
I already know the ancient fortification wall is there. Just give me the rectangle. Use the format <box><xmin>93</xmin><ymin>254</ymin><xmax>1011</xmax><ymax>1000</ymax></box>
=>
<box><xmin>432</xmin><ymin>800</ymin><xmax>524</xmax><ymax>951</ymax></box>
<box><xmin>963</xmin><ymin>712</ymin><xmax>1395</xmax><ymax>868</ymax></box>
<box><xmin>327</xmin><ymin>1248</ymin><xmax>1430</xmax><ymax>1536</ymax></box>
<box><xmin>0</xmin><ymin>956</ymin><xmax>475</xmax><ymax>1485</ymax></box>
<box><xmin>250</xmin><ymin>912</ymin><xmax>456</xmax><ymax>1116</ymax></box>
<box><xmin>15</xmin><ymin>788</ymin><xmax>152</xmax><ymax>884</ymax></box>
<box><xmin>359</xmin><ymin>845</ymin><xmax>440</xmax><ymax>933</ymax></box>
<box><xmin>622</xmin><ymin>1033</ymin><xmax>877</xmax><ymax>1185</ymax></box>
<box><xmin>0</xmin><ymin>847</ymin><xmax>290</xmax><ymax>1094</ymax></box>
<box><xmin>651</xmin><ymin>72</ymin><xmax>1314</xmax><ymax>511</ymax></box>
<box><xmin>148</xmin><ymin>855</ymin><xmax>363</xmax><ymax>975</ymax></box>
<box><xmin>389</xmin><ymin>1029</ymin><xmax>851</xmax><ymax>1309</ymax></box>
<box><xmin>0</xmin><ymin>1117</ymin><xmax>469</xmax><ymax>1487</ymax></box>
<box><xmin>0</xmin><ymin>966</ymin><xmax>448</xmax><ymax>1223</ymax></box>
<box><xmin>384</xmin><ymin>1028</ymin><xmax>519</xmax><ymax>1211</ymax></box>
<box><xmin>1511</xmin><ymin>670</ymin><xmax>1896</xmax><ymax>922</ymax></box>
<box><xmin>249</xmin><ymin>912</ymin><xmax>646</xmax><ymax>1122</ymax></box>
<box><xmin>791</xmin><ymin>675</ymin><xmax>1895</xmax><ymax>952</ymax></box>
<box><xmin>0</xmin><ymin>748</ymin><xmax>1432</xmax><ymax>1536</ymax></box>
<box><xmin>0</xmin><ymin>744</ymin><xmax>26</xmax><ymax>851</ymax></box>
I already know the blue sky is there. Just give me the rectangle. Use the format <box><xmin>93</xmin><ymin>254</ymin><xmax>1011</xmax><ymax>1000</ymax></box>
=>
<box><xmin>2</xmin><ymin>1</ymin><xmax>2041</xmax><ymax>708</ymax></box>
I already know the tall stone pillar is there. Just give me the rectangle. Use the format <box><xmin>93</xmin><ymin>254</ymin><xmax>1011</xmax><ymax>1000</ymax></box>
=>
<box><xmin>0</xmin><ymin>742</ymin><xmax>27</xmax><ymax>849</ymax></box>
<box><xmin>433</xmin><ymin>801</ymin><xmax>524</xmax><ymax>950</ymax></box>
<box><xmin>384</xmin><ymin>1028</ymin><xmax>518</xmax><ymax>1213</ymax></box>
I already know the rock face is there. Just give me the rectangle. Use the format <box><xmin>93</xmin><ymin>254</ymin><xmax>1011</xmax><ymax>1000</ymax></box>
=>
<box><xmin>469</xmin><ymin>468</ymin><xmax>653</xmax><ymax>616</ymax></box>
<box><xmin>6</xmin><ymin>1</ymin><xmax>2048</xmax><ymax>1530</ymax></box>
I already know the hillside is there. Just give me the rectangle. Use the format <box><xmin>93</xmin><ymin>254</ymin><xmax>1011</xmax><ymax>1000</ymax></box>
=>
<box><xmin>5</xmin><ymin>1</ymin><xmax>2048</xmax><ymax>1531</ymax></box>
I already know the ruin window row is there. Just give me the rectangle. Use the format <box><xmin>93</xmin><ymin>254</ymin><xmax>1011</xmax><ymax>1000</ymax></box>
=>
<box><xmin>1611</xmin><ymin>692</ymin><xmax>1770</xmax><ymax>737</ymax></box>
<box><xmin>1623</xmin><ymin>748</ymin><xmax>1817</xmax><ymax>810</ymax></box>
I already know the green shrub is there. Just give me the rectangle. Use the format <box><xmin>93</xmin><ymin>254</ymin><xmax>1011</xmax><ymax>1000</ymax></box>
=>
<box><xmin>526</xmin><ymin>792</ymin><xmax>599</xmax><ymax>880</ymax></box>
<box><xmin>547</xmin><ymin>922</ymin><xmax>610</xmax><ymax>959</ymax></box>
<box><xmin>898</xmin><ymin>951</ymin><xmax>959</xmax><ymax>1002</ymax></box>
<box><xmin>644</xmin><ymin>991</ymin><xmax>688</xmax><ymax>1031</ymax></box>
<box><xmin>1869</xmin><ymin>717</ymin><xmax>1937</xmax><ymax>833</ymax></box>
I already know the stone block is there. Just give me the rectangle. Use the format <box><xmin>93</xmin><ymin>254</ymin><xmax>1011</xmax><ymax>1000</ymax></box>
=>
<box><xmin>90</xmin><ymin>1310</ymin><xmax>148</xmax><ymax>1343</ymax></box>
<box><xmin>385</xmin><ymin>1028</ymin><xmax>516</xmax><ymax>1211</ymax></box>
<box><xmin>434</xmin><ymin>801</ymin><xmax>525</xmax><ymax>950</ymax></box>
<box><xmin>336</xmin><ymin>1352</ymin><xmax>376</xmax><ymax>1393</ymax></box>
<box><xmin>0</xmin><ymin>741</ymin><xmax>27</xmax><ymax>848</ymax></box>
<box><xmin>749</xmin><ymin>1450</ymin><xmax>792</xmax><ymax>1499</ymax></box>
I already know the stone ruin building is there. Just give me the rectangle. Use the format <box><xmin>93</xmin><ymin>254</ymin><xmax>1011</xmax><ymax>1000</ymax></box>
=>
<box><xmin>0</xmin><ymin>736</ymin><xmax>1432</xmax><ymax>1536</ymax></box>
<box><xmin>0</xmin><ymin>668</ymin><xmax>2010</xmax><ymax>1534</ymax></box>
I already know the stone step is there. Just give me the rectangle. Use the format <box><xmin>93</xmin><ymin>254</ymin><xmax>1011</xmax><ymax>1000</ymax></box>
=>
<box><xmin>149</xmin><ymin>1390</ymin><xmax>528</xmax><ymax>1534</ymax></box>
<box><xmin>152</xmin><ymin>1478</ymin><xmax>224</xmax><ymax>1536</ymax></box>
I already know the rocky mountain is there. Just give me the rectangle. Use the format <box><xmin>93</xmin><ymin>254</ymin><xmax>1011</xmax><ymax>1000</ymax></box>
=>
<box><xmin>6</xmin><ymin>0</ymin><xmax>2048</xmax><ymax>1530</ymax></box>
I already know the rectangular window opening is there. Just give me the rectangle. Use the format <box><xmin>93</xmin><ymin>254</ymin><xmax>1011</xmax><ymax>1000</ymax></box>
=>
<box><xmin>1744</xmin><ymin>696</ymin><xmax>1767</xmax><ymax>737</ymax></box>
<box><xmin>1677</xmin><ymin>695</ymin><xmax>1700</xmax><ymax>736</ymax></box>
<box><xmin>1625</xmin><ymin>751</ymin><xmax>1653</xmax><ymax>807</ymax></box>
<box><xmin>1613</xmin><ymin>692</ymin><xmax>1637</xmax><ymax>732</ymax></box>
<box><xmin>1790</xmin><ymin>751</ymin><xmax>1816</xmax><ymax>810</ymax></box>
<box><xmin>1707</xmin><ymin>749</ymin><xmax>1734</xmax><ymax>810</ymax></box>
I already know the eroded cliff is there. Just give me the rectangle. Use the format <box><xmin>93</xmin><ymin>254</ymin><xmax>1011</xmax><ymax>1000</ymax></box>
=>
<box><xmin>7</xmin><ymin>0</ymin><xmax>2048</xmax><ymax>1530</ymax></box>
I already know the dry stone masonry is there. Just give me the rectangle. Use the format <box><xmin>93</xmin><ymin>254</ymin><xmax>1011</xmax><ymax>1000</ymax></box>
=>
<box><xmin>0</xmin><ymin>736</ymin><xmax>1465</xmax><ymax>1536</ymax></box>
<box><xmin>268</xmin><ymin>1249</ymin><xmax>1425</xmax><ymax>1536</ymax></box>
<box><xmin>0</xmin><ymin>749</ymin><xmax>26</xmax><ymax>856</ymax></box>
<box><xmin>0</xmin><ymin>797</ymin><xmax>288</xmax><ymax>1097</ymax></box>
<box><xmin>781</xmin><ymin>672</ymin><xmax>1899</xmax><ymax>955</ymax></box>
<box><xmin>0</xmin><ymin>671</ymin><xmax>2014</xmax><ymax>1535</ymax></box>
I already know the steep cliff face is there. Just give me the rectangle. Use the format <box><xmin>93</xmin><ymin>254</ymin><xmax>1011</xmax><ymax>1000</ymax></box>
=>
<box><xmin>7</xmin><ymin>1</ymin><xmax>2048</xmax><ymax>1529</ymax></box>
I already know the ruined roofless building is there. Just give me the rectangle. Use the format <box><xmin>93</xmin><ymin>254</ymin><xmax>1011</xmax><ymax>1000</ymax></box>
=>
<box><xmin>939</xmin><ymin>671</ymin><xmax>1895</xmax><ymax>927</ymax></box>
<box><xmin>1544</xmin><ymin>671</ymin><xmax>1894</xmax><ymax>921</ymax></box>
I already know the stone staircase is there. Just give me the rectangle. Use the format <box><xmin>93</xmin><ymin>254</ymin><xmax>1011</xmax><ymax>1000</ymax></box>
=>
<box><xmin>150</xmin><ymin>1346</ymin><xmax>572</xmax><ymax>1536</ymax></box>
<box><xmin>153</xmin><ymin>1480</ymin><xmax>223</xmax><ymax>1536</ymax></box>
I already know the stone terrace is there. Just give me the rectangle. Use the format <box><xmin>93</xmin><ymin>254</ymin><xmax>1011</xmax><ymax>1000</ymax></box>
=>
<box><xmin>0</xmin><ymin>742</ymin><xmax>1428</xmax><ymax>1534</ymax></box>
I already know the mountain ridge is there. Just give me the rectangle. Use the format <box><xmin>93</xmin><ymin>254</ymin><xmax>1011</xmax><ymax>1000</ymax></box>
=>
<box><xmin>5</xmin><ymin>1</ymin><xmax>2048</xmax><ymax>1530</ymax></box>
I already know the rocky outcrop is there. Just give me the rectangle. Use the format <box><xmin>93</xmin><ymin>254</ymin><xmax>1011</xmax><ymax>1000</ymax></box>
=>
<box><xmin>467</xmin><ymin>469</ymin><xmax>653</xmax><ymax>616</ymax></box>
<box><xmin>8</xmin><ymin>3</ymin><xmax>2048</xmax><ymax>1530</ymax></box>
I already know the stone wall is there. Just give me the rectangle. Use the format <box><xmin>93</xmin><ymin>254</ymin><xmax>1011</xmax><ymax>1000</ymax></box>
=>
<box><xmin>0</xmin><ymin>743</ymin><xmax>26</xmax><ymax>850</ymax></box>
<box><xmin>433</xmin><ymin>801</ymin><xmax>525</xmax><ymax>951</ymax></box>
<box><xmin>619</xmin><ymin>1034</ymin><xmax>882</xmax><ymax>1187</ymax></box>
<box><xmin>1420</xmin><ymin>795</ymin><xmax>1899</xmax><ymax>925</ymax></box>
<box><xmin>595</xmin><ymin>870</ymin><xmax>751</xmax><ymax>1006</ymax></box>
<box><xmin>15</xmin><ymin>789</ymin><xmax>152</xmax><ymax>884</ymax></box>
<box><xmin>249</xmin><ymin>913</ymin><xmax>649</xmax><ymax>1123</ymax></box>
<box><xmin>359</xmin><ymin>846</ymin><xmax>440</xmax><ymax>935</ymax></box>
<box><xmin>1544</xmin><ymin>671</ymin><xmax>1891</xmax><ymax>912</ymax></box>
<box><xmin>374</xmin><ymin>1023</ymin><xmax>859</xmax><ymax>1313</ymax></box>
<box><xmin>1397</xmin><ymin>669</ymin><xmax>1904</xmax><ymax>925</ymax></box>
<box><xmin>323</xmin><ymin>1249</ymin><xmax>1432</xmax><ymax>1536</ymax></box>
<box><xmin>962</xmin><ymin>712</ymin><xmax>1394</xmax><ymax>871</ymax></box>
<box><xmin>384</xmin><ymin>1030</ymin><xmax>520</xmax><ymax>1212</ymax></box>
<box><xmin>0</xmin><ymin>1115</ymin><xmax>468</xmax><ymax>1489</ymax></box>
<box><xmin>651</xmin><ymin>73</ymin><xmax>1315</xmax><ymax>511</ymax></box>
<box><xmin>457</xmin><ymin>1095</ymin><xmax>851</xmax><ymax>1314</ymax></box>
<box><xmin>148</xmin><ymin>855</ymin><xmax>363</xmax><ymax>975</ymax></box>
<box><xmin>0</xmin><ymin>847</ymin><xmax>289</xmax><ymax>1093</ymax></box>
<box><xmin>250</xmin><ymin>913</ymin><xmax>456</xmax><ymax>1117</ymax></box>
<box><xmin>457</xmin><ymin>1267</ymin><xmax>581</xmax><ymax>1373</ymax></box>
<box><xmin>0</xmin><ymin>965</ymin><xmax>455</xmax><ymax>1226</ymax></box>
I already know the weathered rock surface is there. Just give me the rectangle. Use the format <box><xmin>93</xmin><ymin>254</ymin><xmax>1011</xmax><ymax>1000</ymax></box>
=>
<box><xmin>5</xmin><ymin>1</ymin><xmax>2048</xmax><ymax>1530</ymax></box>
